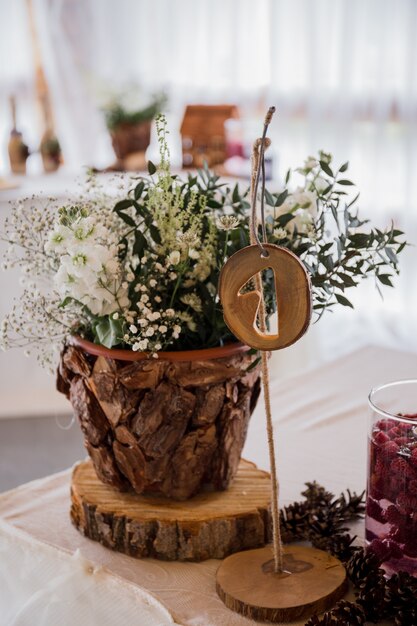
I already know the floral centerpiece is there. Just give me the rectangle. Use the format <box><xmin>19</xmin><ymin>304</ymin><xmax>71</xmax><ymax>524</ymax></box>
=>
<box><xmin>0</xmin><ymin>115</ymin><xmax>406</xmax><ymax>500</ymax></box>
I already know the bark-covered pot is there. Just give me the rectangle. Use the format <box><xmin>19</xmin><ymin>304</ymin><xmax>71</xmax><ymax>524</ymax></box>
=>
<box><xmin>57</xmin><ymin>337</ymin><xmax>261</xmax><ymax>500</ymax></box>
<box><xmin>110</xmin><ymin>120</ymin><xmax>152</xmax><ymax>160</ymax></box>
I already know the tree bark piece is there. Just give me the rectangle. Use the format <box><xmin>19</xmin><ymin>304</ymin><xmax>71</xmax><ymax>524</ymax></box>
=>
<box><xmin>59</xmin><ymin>343</ymin><xmax>261</xmax><ymax>500</ymax></box>
<box><xmin>216</xmin><ymin>545</ymin><xmax>347</xmax><ymax>622</ymax></box>
<box><xmin>70</xmin><ymin>458</ymin><xmax>272</xmax><ymax>562</ymax></box>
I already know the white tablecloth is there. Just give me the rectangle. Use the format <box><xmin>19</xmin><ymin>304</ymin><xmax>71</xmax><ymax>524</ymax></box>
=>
<box><xmin>1</xmin><ymin>345</ymin><xmax>417</xmax><ymax>625</ymax></box>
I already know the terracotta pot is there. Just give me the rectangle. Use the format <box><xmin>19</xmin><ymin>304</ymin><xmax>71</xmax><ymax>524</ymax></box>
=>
<box><xmin>58</xmin><ymin>336</ymin><xmax>261</xmax><ymax>500</ymax></box>
<box><xmin>110</xmin><ymin>120</ymin><xmax>152</xmax><ymax>160</ymax></box>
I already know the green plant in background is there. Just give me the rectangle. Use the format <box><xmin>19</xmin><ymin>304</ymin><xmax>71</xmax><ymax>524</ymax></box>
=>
<box><xmin>0</xmin><ymin>114</ymin><xmax>406</xmax><ymax>366</ymax></box>
<box><xmin>103</xmin><ymin>93</ymin><xmax>167</xmax><ymax>130</ymax></box>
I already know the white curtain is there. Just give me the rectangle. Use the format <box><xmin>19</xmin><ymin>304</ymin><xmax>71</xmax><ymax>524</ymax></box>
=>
<box><xmin>1</xmin><ymin>0</ymin><xmax>416</xmax><ymax>352</ymax></box>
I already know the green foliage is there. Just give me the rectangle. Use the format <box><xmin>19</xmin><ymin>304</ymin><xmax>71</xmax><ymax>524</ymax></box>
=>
<box><xmin>104</xmin><ymin>94</ymin><xmax>167</xmax><ymax>130</ymax></box>
<box><xmin>102</xmin><ymin>126</ymin><xmax>407</xmax><ymax>351</ymax></box>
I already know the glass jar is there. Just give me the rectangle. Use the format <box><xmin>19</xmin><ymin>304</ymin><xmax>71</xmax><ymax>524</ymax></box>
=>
<box><xmin>366</xmin><ymin>380</ymin><xmax>417</xmax><ymax>576</ymax></box>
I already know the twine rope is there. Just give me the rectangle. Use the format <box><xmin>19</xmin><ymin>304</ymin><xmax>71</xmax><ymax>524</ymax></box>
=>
<box><xmin>249</xmin><ymin>107</ymin><xmax>284</xmax><ymax>574</ymax></box>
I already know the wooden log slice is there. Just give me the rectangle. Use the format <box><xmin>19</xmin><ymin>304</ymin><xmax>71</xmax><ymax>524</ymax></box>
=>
<box><xmin>216</xmin><ymin>545</ymin><xmax>347</xmax><ymax>623</ymax></box>
<box><xmin>71</xmin><ymin>458</ymin><xmax>272</xmax><ymax>562</ymax></box>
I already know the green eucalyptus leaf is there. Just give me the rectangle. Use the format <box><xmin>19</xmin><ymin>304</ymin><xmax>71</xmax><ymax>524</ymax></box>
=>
<box><xmin>335</xmin><ymin>294</ymin><xmax>354</xmax><ymax>308</ymax></box>
<box><xmin>320</xmin><ymin>161</ymin><xmax>334</xmax><ymax>177</ymax></box>
<box><xmin>275</xmin><ymin>189</ymin><xmax>289</xmax><ymax>207</ymax></box>
<box><xmin>377</xmin><ymin>274</ymin><xmax>394</xmax><ymax>287</ymax></box>
<box><xmin>116</xmin><ymin>211</ymin><xmax>136</xmax><ymax>227</ymax></box>
<box><xmin>147</xmin><ymin>160</ymin><xmax>157</xmax><ymax>175</ymax></box>
<box><xmin>134</xmin><ymin>181</ymin><xmax>145</xmax><ymax>200</ymax></box>
<box><xmin>114</xmin><ymin>199</ymin><xmax>133</xmax><ymax>212</ymax></box>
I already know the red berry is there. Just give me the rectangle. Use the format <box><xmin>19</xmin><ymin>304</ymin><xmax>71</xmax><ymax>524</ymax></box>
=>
<box><xmin>376</xmin><ymin>419</ymin><xmax>396</xmax><ymax>431</ymax></box>
<box><xmin>391</xmin><ymin>457</ymin><xmax>416</xmax><ymax>479</ymax></box>
<box><xmin>389</xmin><ymin>524</ymin><xmax>408</xmax><ymax>544</ymax></box>
<box><xmin>388</xmin><ymin>427</ymin><xmax>402</xmax><ymax>439</ymax></box>
<box><xmin>380</xmin><ymin>441</ymin><xmax>400</xmax><ymax>458</ymax></box>
<box><xmin>410</xmin><ymin>448</ymin><xmax>417</xmax><ymax>468</ymax></box>
<box><xmin>395</xmin><ymin>437</ymin><xmax>410</xmax><ymax>447</ymax></box>
<box><xmin>385</xmin><ymin>504</ymin><xmax>405</xmax><ymax>525</ymax></box>
<box><xmin>397</xmin><ymin>493</ymin><xmax>417</xmax><ymax>514</ymax></box>
<box><xmin>369</xmin><ymin>538</ymin><xmax>403</xmax><ymax>561</ymax></box>
<box><xmin>374</xmin><ymin>431</ymin><xmax>390</xmax><ymax>445</ymax></box>
<box><xmin>366</xmin><ymin>497</ymin><xmax>385</xmax><ymax>523</ymax></box>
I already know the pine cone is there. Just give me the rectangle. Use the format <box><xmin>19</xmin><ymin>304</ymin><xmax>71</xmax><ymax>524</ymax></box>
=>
<box><xmin>394</xmin><ymin>606</ymin><xmax>417</xmax><ymax>626</ymax></box>
<box><xmin>304</xmin><ymin>612</ymin><xmax>338</xmax><ymax>626</ymax></box>
<box><xmin>356</xmin><ymin>576</ymin><xmax>387</xmax><ymax>622</ymax></box>
<box><xmin>280</xmin><ymin>501</ymin><xmax>309</xmax><ymax>541</ymax></box>
<box><xmin>311</xmin><ymin>533</ymin><xmax>357</xmax><ymax>562</ymax></box>
<box><xmin>304</xmin><ymin>601</ymin><xmax>365</xmax><ymax>626</ymax></box>
<box><xmin>385</xmin><ymin>571</ymin><xmax>417</xmax><ymax>615</ymax></box>
<box><xmin>330</xmin><ymin>600</ymin><xmax>366</xmax><ymax>625</ymax></box>
<box><xmin>346</xmin><ymin>547</ymin><xmax>382</xmax><ymax>587</ymax></box>
<box><xmin>302</xmin><ymin>481</ymin><xmax>334</xmax><ymax>508</ymax></box>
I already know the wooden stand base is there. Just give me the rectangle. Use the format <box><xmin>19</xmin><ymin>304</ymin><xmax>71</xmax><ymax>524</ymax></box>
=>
<box><xmin>71</xmin><ymin>458</ymin><xmax>272</xmax><ymax>562</ymax></box>
<box><xmin>216</xmin><ymin>545</ymin><xmax>347</xmax><ymax>623</ymax></box>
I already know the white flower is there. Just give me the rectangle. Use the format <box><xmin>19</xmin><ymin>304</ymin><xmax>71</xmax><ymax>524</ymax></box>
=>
<box><xmin>140</xmin><ymin>294</ymin><xmax>149</xmax><ymax>303</ymax></box>
<box><xmin>169</xmin><ymin>272</ymin><xmax>177</xmax><ymax>280</ymax></box>
<box><xmin>166</xmin><ymin>308</ymin><xmax>175</xmax><ymax>318</ymax></box>
<box><xmin>172</xmin><ymin>324</ymin><xmax>182</xmax><ymax>339</ymax></box>
<box><xmin>304</xmin><ymin>156</ymin><xmax>318</xmax><ymax>170</ymax></box>
<box><xmin>180</xmin><ymin>293</ymin><xmax>202</xmax><ymax>312</ymax></box>
<box><xmin>178</xmin><ymin>311</ymin><xmax>197</xmax><ymax>332</ymax></box>
<box><xmin>274</xmin><ymin>227</ymin><xmax>287</xmax><ymax>240</ymax></box>
<box><xmin>154</xmin><ymin>343</ymin><xmax>162</xmax><ymax>351</ymax></box>
<box><xmin>112</xmin><ymin>312</ymin><xmax>119</xmax><ymax>320</ymax></box>
<box><xmin>216</xmin><ymin>215</ymin><xmax>240</xmax><ymax>231</ymax></box>
<box><xmin>275</xmin><ymin>189</ymin><xmax>318</xmax><ymax>236</ymax></box>
<box><xmin>188</xmin><ymin>248</ymin><xmax>200</xmax><ymax>260</ymax></box>
<box><xmin>154</xmin><ymin>295</ymin><xmax>162</xmax><ymax>303</ymax></box>
<box><xmin>140</xmin><ymin>285</ymin><xmax>147</xmax><ymax>292</ymax></box>
<box><xmin>177</xmin><ymin>231</ymin><xmax>199</xmax><ymax>247</ymax></box>
<box><xmin>149</xmin><ymin>279</ymin><xmax>157</xmax><ymax>288</ymax></box>
<box><xmin>167</xmin><ymin>250</ymin><xmax>181</xmax><ymax>265</ymax></box>
<box><xmin>158</xmin><ymin>324</ymin><xmax>168</xmax><ymax>333</ymax></box>
<box><xmin>138</xmin><ymin>339</ymin><xmax>149</xmax><ymax>350</ymax></box>
<box><xmin>319</xmin><ymin>150</ymin><xmax>332</xmax><ymax>164</ymax></box>
<box><xmin>129</xmin><ymin>324</ymin><xmax>138</xmax><ymax>334</ymax></box>
<box><xmin>145</xmin><ymin>327</ymin><xmax>155</xmax><ymax>337</ymax></box>
<box><xmin>138</xmin><ymin>318</ymin><xmax>148</xmax><ymax>327</ymax></box>
<box><xmin>314</xmin><ymin>176</ymin><xmax>329</xmax><ymax>194</ymax></box>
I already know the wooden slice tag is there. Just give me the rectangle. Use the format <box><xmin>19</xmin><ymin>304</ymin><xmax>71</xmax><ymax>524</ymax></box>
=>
<box><xmin>219</xmin><ymin>243</ymin><xmax>311</xmax><ymax>351</ymax></box>
<box><xmin>216</xmin><ymin>545</ymin><xmax>347</xmax><ymax>623</ymax></box>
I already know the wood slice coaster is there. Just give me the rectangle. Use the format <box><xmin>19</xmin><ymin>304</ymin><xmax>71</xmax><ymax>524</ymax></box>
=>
<box><xmin>216</xmin><ymin>545</ymin><xmax>347</xmax><ymax>623</ymax></box>
<box><xmin>71</xmin><ymin>458</ymin><xmax>271</xmax><ymax>562</ymax></box>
